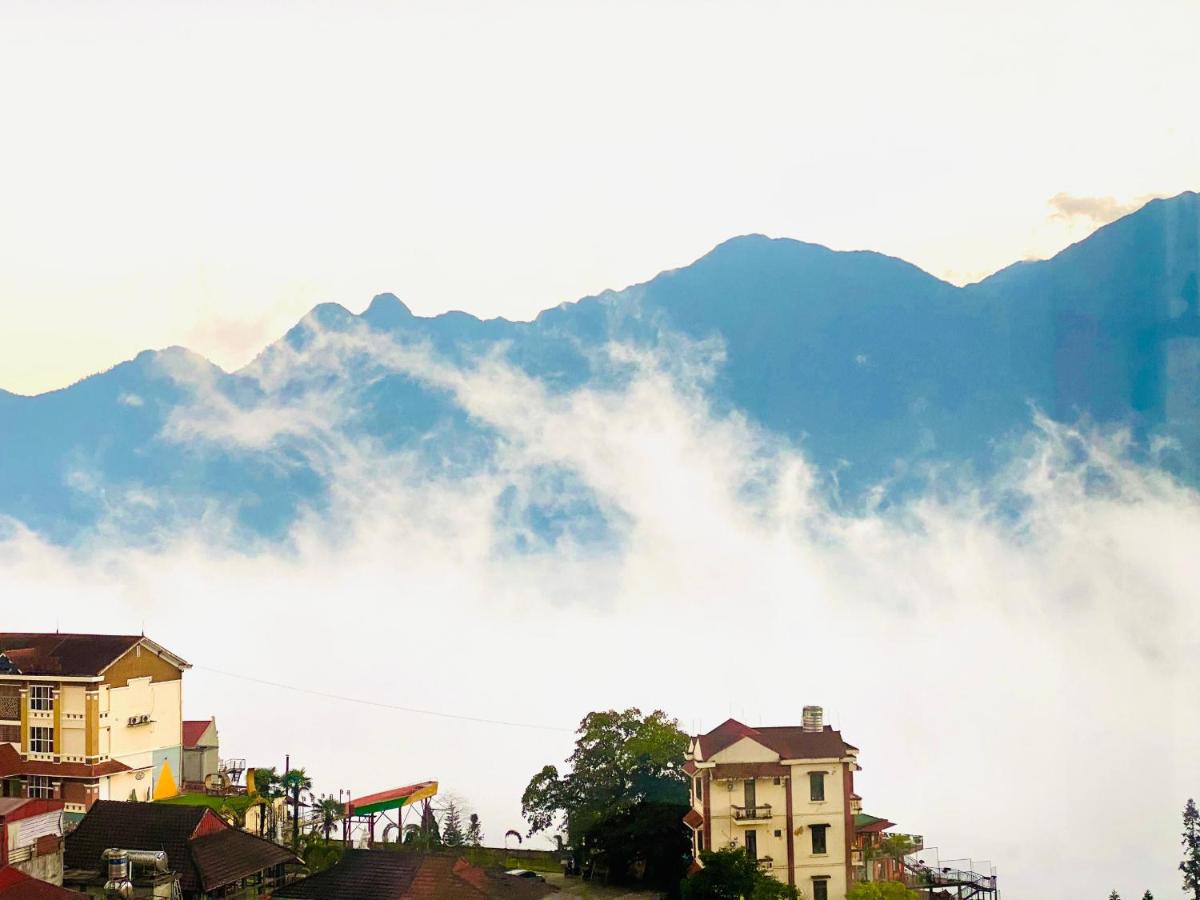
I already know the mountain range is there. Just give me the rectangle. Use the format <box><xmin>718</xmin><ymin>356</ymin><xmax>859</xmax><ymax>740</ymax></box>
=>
<box><xmin>2</xmin><ymin>192</ymin><xmax>1197</xmax><ymax>544</ymax></box>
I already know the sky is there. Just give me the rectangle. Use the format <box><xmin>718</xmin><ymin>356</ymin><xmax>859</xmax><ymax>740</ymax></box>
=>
<box><xmin>1</xmin><ymin>0</ymin><xmax>1199</xmax><ymax>395</ymax></box>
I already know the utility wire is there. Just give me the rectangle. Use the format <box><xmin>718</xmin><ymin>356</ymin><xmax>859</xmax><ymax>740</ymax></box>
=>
<box><xmin>194</xmin><ymin>664</ymin><xmax>572</xmax><ymax>733</ymax></box>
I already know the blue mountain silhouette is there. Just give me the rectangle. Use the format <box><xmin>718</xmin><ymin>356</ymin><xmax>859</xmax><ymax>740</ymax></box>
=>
<box><xmin>1</xmin><ymin>192</ymin><xmax>1196</xmax><ymax>544</ymax></box>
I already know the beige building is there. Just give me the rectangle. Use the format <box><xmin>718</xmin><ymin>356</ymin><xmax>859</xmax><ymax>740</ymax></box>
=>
<box><xmin>684</xmin><ymin>707</ymin><xmax>860</xmax><ymax>900</ymax></box>
<box><xmin>0</xmin><ymin>633</ymin><xmax>190</xmax><ymax>819</ymax></box>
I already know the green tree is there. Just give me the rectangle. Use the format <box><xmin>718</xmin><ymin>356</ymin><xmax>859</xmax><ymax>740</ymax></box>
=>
<box><xmin>442</xmin><ymin>800</ymin><xmax>465</xmax><ymax>847</ymax></box>
<box><xmin>847</xmin><ymin>882</ymin><xmax>919</xmax><ymax>900</ymax></box>
<box><xmin>252</xmin><ymin>768</ymin><xmax>286</xmax><ymax>837</ymax></box>
<box><xmin>521</xmin><ymin>708</ymin><xmax>690</xmax><ymax>889</ymax></box>
<box><xmin>680</xmin><ymin>848</ymin><xmax>797</xmax><ymax>900</ymax></box>
<box><xmin>1142</xmin><ymin>891</ymin><xmax>1154</xmax><ymax>899</ymax></box>
<box><xmin>282</xmin><ymin>768</ymin><xmax>313</xmax><ymax>850</ymax></box>
<box><xmin>1108</xmin><ymin>892</ymin><xmax>1121</xmax><ymax>900</ymax></box>
<box><xmin>312</xmin><ymin>794</ymin><xmax>344</xmax><ymax>841</ymax></box>
<box><xmin>1185</xmin><ymin>798</ymin><xmax>1200</xmax><ymax>900</ymax></box>
<box><xmin>466</xmin><ymin>812</ymin><xmax>483</xmax><ymax>847</ymax></box>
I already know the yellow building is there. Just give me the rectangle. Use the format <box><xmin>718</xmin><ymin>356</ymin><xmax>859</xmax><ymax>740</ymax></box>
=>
<box><xmin>0</xmin><ymin>633</ymin><xmax>190</xmax><ymax>819</ymax></box>
<box><xmin>683</xmin><ymin>706</ymin><xmax>860</xmax><ymax>900</ymax></box>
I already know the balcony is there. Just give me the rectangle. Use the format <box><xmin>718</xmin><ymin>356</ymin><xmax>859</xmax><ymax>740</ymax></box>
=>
<box><xmin>732</xmin><ymin>804</ymin><xmax>772</xmax><ymax>822</ymax></box>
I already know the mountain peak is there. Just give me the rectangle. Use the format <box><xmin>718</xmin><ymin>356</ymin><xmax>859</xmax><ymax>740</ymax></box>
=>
<box><xmin>362</xmin><ymin>293</ymin><xmax>415</xmax><ymax>329</ymax></box>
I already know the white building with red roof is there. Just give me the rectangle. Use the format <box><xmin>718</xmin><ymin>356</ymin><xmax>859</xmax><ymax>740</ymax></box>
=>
<box><xmin>683</xmin><ymin>706</ymin><xmax>862</xmax><ymax>900</ymax></box>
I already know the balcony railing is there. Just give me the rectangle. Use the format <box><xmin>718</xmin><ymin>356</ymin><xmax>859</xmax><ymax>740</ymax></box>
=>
<box><xmin>732</xmin><ymin>804</ymin><xmax>772</xmax><ymax>821</ymax></box>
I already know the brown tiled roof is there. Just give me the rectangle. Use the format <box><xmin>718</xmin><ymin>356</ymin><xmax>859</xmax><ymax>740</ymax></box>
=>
<box><xmin>65</xmin><ymin>800</ymin><xmax>298</xmax><ymax>893</ymax></box>
<box><xmin>682</xmin><ymin>760</ymin><xmax>698</xmax><ymax>776</ymax></box>
<box><xmin>275</xmin><ymin>850</ymin><xmax>556</xmax><ymax>899</ymax></box>
<box><xmin>695</xmin><ymin>718</ymin><xmax>854</xmax><ymax>762</ymax></box>
<box><xmin>190</xmin><ymin>828</ymin><xmax>299</xmax><ymax>892</ymax></box>
<box><xmin>682</xmin><ymin>809</ymin><xmax>704</xmax><ymax>830</ymax></box>
<box><xmin>0</xmin><ymin>744</ymin><xmax>130</xmax><ymax>780</ymax></box>
<box><xmin>0</xmin><ymin>634</ymin><xmax>145</xmax><ymax>677</ymax></box>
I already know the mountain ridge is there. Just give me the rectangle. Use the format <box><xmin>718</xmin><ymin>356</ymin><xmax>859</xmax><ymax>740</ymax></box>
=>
<box><xmin>2</xmin><ymin>192</ymin><xmax>1197</xmax><ymax>543</ymax></box>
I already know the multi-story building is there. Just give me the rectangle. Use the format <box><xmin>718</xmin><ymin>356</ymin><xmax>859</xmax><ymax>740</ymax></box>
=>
<box><xmin>683</xmin><ymin>707</ymin><xmax>861</xmax><ymax>900</ymax></box>
<box><xmin>0</xmin><ymin>633</ymin><xmax>190</xmax><ymax>819</ymax></box>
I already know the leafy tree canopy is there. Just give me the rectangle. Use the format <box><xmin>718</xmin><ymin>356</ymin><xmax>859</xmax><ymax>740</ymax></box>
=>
<box><xmin>1184</xmin><ymin>798</ymin><xmax>1200</xmax><ymax>900</ymax></box>
<box><xmin>680</xmin><ymin>848</ymin><xmax>797</xmax><ymax>900</ymax></box>
<box><xmin>522</xmin><ymin>708</ymin><xmax>690</xmax><ymax>888</ymax></box>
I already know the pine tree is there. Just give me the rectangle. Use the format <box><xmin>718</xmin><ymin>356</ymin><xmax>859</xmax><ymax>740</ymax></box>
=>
<box><xmin>465</xmin><ymin>812</ymin><xmax>483</xmax><ymax>847</ymax></box>
<box><xmin>1108</xmin><ymin>892</ymin><xmax>1121</xmax><ymax>900</ymax></box>
<box><xmin>1142</xmin><ymin>891</ymin><xmax>1154</xmax><ymax>899</ymax></box>
<box><xmin>1183</xmin><ymin>798</ymin><xmax>1200</xmax><ymax>900</ymax></box>
<box><xmin>441</xmin><ymin>801</ymin><xmax>465</xmax><ymax>847</ymax></box>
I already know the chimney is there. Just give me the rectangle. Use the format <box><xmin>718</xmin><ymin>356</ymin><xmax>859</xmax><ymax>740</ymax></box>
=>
<box><xmin>802</xmin><ymin>705</ymin><xmax>823</xmax><ymax>733</ymax></box>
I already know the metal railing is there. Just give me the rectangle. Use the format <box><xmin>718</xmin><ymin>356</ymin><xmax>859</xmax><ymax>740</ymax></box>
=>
<box><xmin>732</xmin><ymin>804</ymin><xmax>772</xmax><ymax>820</ymax></box>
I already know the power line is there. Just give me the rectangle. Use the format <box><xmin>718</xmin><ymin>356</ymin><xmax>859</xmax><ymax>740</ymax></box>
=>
<box><xmin>194</xmin><ymin>664</ymin><xmax>572</xmax><ymax>733</ymax></box>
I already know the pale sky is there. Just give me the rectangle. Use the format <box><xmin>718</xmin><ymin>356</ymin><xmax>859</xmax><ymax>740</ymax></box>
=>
<box><xmin>2</xmin><ymin>0</ymin><xmax>1198</xmax><ymax>394</ymax></box>
<box><xmin>2</xmin><ymin>0</ymin><xmax>1200</xmax><ymax>393</ymax></box>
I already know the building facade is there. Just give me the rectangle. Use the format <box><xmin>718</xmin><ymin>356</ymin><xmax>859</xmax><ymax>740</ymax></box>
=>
<box><xmin>181</xmin><ymin>718</ymin><xmax>219</xmax><ymax>789</ymax></box>
<box><xmin>683</xmin><ymin>707</ymin><xmax>860</xmax><ymax>900</ymax></box>
<box><xmin>0</xmin><ymin>634</ymin><xmax>189</xmax><ymax>818</ymax></box>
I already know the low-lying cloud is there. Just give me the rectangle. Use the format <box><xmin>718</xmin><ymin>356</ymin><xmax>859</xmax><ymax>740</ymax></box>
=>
<box><xmin>1</xmin><ymin>321</ymin><xmax>1197</xmax><ymax>897</ymax></box>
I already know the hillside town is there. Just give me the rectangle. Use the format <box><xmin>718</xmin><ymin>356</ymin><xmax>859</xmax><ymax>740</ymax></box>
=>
<box><xmin>0</xmin><ymin>631</ymin><xmax>1008</xmax><ymax>899</ymax></box>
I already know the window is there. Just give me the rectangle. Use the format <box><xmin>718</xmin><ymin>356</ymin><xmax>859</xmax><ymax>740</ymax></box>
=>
<box><xmin>29</xmin><ymin>685</ymin><xmax>53</xmax><ymax>712</ymax></box>
<box><xmin>27</xmin><ymin>776</ymin><xmax>52</xmax><ymax>799</ymax></box>
<box><xmin>744</xmin><ymin>779</ymin><xmax>756</xmax><ymax>810</ymax></box>
<box><xmin>809</xmin><ymin>771</ymin><xmax>825</xmax><ymax>801</ymax></box>
<box><xmin>694</xmin><ymin>777</ymin><xmax>702</xmax><ymax>802</ymax></box>
<box><xmin>29</xmin><ymin>727</ymin><xmax>53</xmax><ymax>754</ymax></box>
<box><xmin>810</xmin><ymin>823</ymin><xmax>828</xmax><ymax>855</ymax></box>
<box><xmin>744</xmin><ymin>829</ymin><xmax>757</xmax><ymax>861</ymax></box>
<box><xmin>812</xmin><ymin>878</ymin><xmax>829</xmax><ymax>900</ymax></box>
<box><xmin>697</xmin><ymin>830</ymin><xmax>704</xmax><ymax>852</ymax></box>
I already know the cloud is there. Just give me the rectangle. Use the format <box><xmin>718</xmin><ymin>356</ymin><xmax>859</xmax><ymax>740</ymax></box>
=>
<box><xmin>1</xmin><ymin>321</ymin><xmax>1197</xmax><ymax>897</ymax></box>
<box><xmin>1047</xmin><ymin>191</ymin><xmax>1165</xmax><ymax>226</ymax></box>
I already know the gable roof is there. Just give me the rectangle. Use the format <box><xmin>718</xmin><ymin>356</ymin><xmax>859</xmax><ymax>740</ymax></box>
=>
<box><xmin>274</xmin><ymin>850</ymin><xmax>554</xmax><ymax>899</ymax></box>
<box><xmin>695</xmin><ymin>718</ymin><xmax>856</xmax><ymax>761</ymax></box>
<box><xmin>64</xmin><ymin>801</ymin><xmax>297</xmax><ymax>893</ymax></box>
<box><xmin>189</xmin><ymin>828</ymin><xmax>300</xmax><ymax>892</ymax></box>
<box><xmin>0</xmin><ymin>634</ymin><xmax>189</xmax><ymax>678</ymax></box>
<box><xmin>182</xmin><ymin>719</ymin><xmax>216</xmax><ymax>749</ymax></box>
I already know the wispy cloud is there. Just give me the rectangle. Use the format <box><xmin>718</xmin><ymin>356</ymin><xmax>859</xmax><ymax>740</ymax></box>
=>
<box><xmin>1048</xmin><ymin>191</ymin><xmax>1166</xmax><ymax>226</ymax></box>
<box><xmin>1</xmin><ymin>321</ymin><xmax>1196</xmax><ymax>896</ymax></box>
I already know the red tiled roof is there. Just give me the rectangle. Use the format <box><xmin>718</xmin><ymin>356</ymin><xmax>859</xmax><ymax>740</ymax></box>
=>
<box><xmin>0</xmin><ymin>634</ymin><xmax>144</xmax><ymax>677</ymax></box>
<box><xmin>182</xmin><ymin>720</ymin><xmax>214</xmax><ymax>749</ymax></box>
<box><xmin>695</xmin><ymin>718</ymin><xmax>854</xmax><ymax>762</ymax></box>
<box><xmin>0</xmin><ymin>744</ymin><xmax>130</xmax><ymax>780</ymax></box>
<box><xmin>682</xmin><ymin>760</ymin><xmax>698</xmax><ymax>776</ymax></box>
<box><xmin>682</xmin><ymin>808</ymin><xmax>704</xmax><ymax>830</ymax></box>
<box><xmin>0</xmin><ymin>867</ymin><xmax>85</xmax><ymax>898</ymax></box>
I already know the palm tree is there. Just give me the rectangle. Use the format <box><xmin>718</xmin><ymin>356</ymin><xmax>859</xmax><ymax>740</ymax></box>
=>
<box><xmin>251</xmin><ymin>768</ymin><xmax>285</xmax><ymax>838</ymax></box>
<box><xmin>311</xmin><ymin>794</ymin><xmax>344</xmax><ymax>842</ymax></box>
<box><xmin>282</xmin><ymin>768</ymin><xmax>313</xmax><ymax>850</ymax></box>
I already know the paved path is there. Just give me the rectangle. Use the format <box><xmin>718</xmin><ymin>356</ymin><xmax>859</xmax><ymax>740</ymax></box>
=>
<box><xmin>541</xmin><ymin>872</ymin><xmax>664</xmax><ymax>898</ymax></box>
